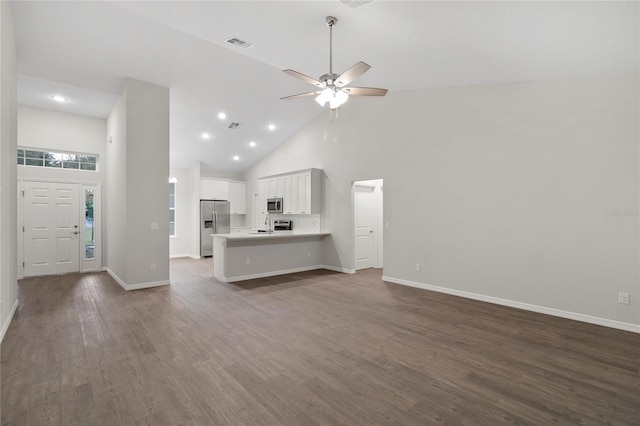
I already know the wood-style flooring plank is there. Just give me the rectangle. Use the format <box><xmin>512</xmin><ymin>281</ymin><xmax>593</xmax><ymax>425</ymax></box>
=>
<box><xmin>1</xmin><ymin>259</ymin><xmax>639</xmax><ymax>425</ymax></box>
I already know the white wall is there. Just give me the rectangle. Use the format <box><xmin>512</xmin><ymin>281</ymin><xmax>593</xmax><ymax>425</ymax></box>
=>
<box><xmin>244</xmin><ymin>74</ymin><xmax>640</xmax><ymax>330</ymax></box>
<box><xmin>17</xmin><ymin>106</ymin><xmax>107</xmax><ymax>270</ymax></box>
<box><xmin>106</xmin><ymin>91</ymin><xmax>127</xmax><ymax>282</ymax></box>
<box><xmin>200</xmin><ymin>168</ymin><xmax>242</xmax><ymax>181</ymax></box>
<box><xmin>17</xmin><ymin>106</ymin><xmax>107</xmax><ymax>182</ymax></box>
<box><xmin>0</xmin><ymin>0</ymin><xmax>19</xmax><ymax>343</ymax></box>
<box><xmin>106</xmin><ymin>78</ymin><xmax>170</xmax><ymax>288</ymax></box>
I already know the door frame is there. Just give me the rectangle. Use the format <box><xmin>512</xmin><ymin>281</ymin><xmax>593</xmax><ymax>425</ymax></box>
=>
<box><xmin>351</xmin><ymin>179</ymin><xmax>384</xmax><ymax>271</ymax></box>
<box><xmin>18</xmin><ymin>178</ymin><xmax>102</xmax><ymax>278</ymax></box>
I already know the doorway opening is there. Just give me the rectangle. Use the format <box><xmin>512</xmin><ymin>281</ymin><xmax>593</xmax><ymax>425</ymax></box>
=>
<box><xmin>353</xmin><ymin>179</ymin><xmax>383</xmax><ymax>271</ymax></box>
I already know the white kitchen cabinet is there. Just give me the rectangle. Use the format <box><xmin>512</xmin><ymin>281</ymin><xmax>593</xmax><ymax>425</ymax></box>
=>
<box><xmin>200</xmin><ymin>179</ymin><xmax>229</xmax><ymax>200</ymax></box>
<box><xmin>283</xmin><ymin>175</ymin><xmax>303</xmax><ymax>214</ymax></box>
<box><xmin>266</xmin><ymin>177</ymin><xmax>285</xmax><ymax>198</ymax></box>
<box><xmin>255</xmin><ymin>180</ymin><xmax>268</xmax><ymax>229</ymax></box>
<box><xmin>296</xmin><ymin>172</ymin><xmax>310</xmax><ymax>214</ymax></box>
<box><xmin>257</xmin><ymin>168</ymin><xmax>322</xmax><ymax>215</ymax></box>
<box><xmin>257</xmin><ymin>180</ymin><xmax>267</xmax><ymax>214</ymax></box>
<box><xmin>228</xmin><ymin>181</ymin><xmax>247</xmax><ymax>215</ymax></box>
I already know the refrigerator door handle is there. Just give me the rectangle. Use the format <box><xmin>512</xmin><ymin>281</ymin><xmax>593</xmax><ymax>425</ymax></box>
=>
<box><xmin>213</xmin><ymin>211</ymin><xmax>217</xmax><ymax>233</ymax></box>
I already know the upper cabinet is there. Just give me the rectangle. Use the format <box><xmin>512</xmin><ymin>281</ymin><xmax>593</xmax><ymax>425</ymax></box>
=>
<box><xmin>200</xmin><ymin>179</ymin><xmax>229</xmax><ymax>200</ymax></box>
<box><xmin>258</xmin><ymin>169</ymin><xmax>322</xmax><ymax>215</ymax></box>
<box><xmin>228</xmin><ymin>181</ymin><xmax>247</xmax><ymax>215</ymax></box>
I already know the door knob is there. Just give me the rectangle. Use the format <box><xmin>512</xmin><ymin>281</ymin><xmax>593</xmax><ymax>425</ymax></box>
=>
<box><xmin>72</xmin><ymin>231</ymin><xmax>79</xmax><ymax>235</ymax></box>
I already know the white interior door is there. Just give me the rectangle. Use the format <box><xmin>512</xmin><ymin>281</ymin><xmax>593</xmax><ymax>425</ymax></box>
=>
<box><xmin>24</xmin><ymin>181</ymin><xmax>80</xmax><ymax>276</ymax></box>
<box><xmin>355</xmin><ymin>185</ymin><xmax>375</xmax><ymax>270</ymax></box>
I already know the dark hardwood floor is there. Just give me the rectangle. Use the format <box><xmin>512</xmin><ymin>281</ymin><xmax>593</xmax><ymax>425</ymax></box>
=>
<box><xmin>2</xmin><ymin>258</ymin><xmax>639</xmax><ymax>425</ymax></box>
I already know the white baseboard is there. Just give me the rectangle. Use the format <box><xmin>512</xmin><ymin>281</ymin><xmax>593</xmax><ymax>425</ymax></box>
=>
<box><xmin>106</xmin><ymin>268</ymin><xmax>170</xmax><ymax>291</ymax></box>
<box><xmin>221</xmin><ymin>265</ymin><xmax>328</xmax><ymax>283</ymax></box>
<box><xmin>0</xmin><ymin>299</ymin><xmax>19</xmax><ymax>344</ymax></box>
<box><xmin>322</xmin><ymin>265</ymin><xmax>356</xmax><ymax>274</ymax></box>
<box><xmin>382</xmin><ymin>276</ymin><xmax>640</xmax><ymax>334</ymax></box>
<box><xmin>170</xmin><ymin>254</ymin><xmax>200</xmax><ymax>259</ymax></box>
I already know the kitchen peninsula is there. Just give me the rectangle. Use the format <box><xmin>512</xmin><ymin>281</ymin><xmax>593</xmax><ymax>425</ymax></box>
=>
<box><xmin>213</xmin><ymin>232</ymin><xmax>331</xmax><ymax>282</ymax></box>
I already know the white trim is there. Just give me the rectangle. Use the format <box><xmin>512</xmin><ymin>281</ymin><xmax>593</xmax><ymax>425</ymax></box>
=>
<box><xmin>106</xmin><ymin>268</ymin><xmax>170</xmax><ymax>291</ymax></box>
<box><xmin>219</xmin><ymin>264</ymin><xmax>352</xmax><ymax>282</ymax></box>
<box><xmin>17</xmin><ymin>176</ymin><xmax>100</xmax><ymax>186</ymax></box>
<box><xmin>382</xmin><ymin>276</ymin><xmax>640</xmax><ymax>334</ymax></box>
<box><xmin>169</xmin><ymin>254</ymin><xmax>200</xmax><ymax>259</ymax></box>
<box><xmin>220</xmin><ymin>265</ymin><xmax>324</xmax><ymax>283</ymax></box>
<box><xmin>0</xmin><ymin>300</ymin><xmax>19</xmax><ymax>344</ymax></box>
<box><xmin>125</xmin><ymin>280</ymin><xmax>171</xmax><ymax>291</ymax></box>
<box><xmin>323</xmin><ymin>265</ymin><xmax>356</xmax><ymax>274</ymax></box>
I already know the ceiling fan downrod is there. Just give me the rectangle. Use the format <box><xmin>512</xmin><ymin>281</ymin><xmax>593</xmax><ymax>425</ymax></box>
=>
<box><xmin>326</xmin><ymin>16</ymin><xmax>337</xmax><ymax>75</ymax></box>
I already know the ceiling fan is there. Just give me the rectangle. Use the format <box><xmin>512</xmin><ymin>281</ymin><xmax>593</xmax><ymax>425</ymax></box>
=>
<box><xmin>281</xmin><ymin>16</ymin><xmax>388</xmax><ymax>110</ymax></box>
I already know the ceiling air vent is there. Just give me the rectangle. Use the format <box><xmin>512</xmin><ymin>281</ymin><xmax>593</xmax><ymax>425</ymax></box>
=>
<box><xmin>339</xmin><ymin>0</ymin><xmax>374</xmax><ymax>8</ymax></box>
<box><xmin>228</xmin><ymin>122</ymin><xmax>241</xmax><ymax>129</ymax></box>
<box><xmin>226</xmin><ymin>37</ymin><xmax>253</xmax><ymax>49</ymax></box>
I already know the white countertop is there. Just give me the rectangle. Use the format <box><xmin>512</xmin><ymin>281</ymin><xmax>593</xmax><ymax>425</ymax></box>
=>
<box><xmin>212</xmin><ymin>231</ymin><xmax>330</xmax><ymax>241</ymax></box>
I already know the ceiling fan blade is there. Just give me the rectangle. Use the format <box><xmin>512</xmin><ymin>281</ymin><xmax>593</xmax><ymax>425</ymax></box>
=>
<box><xmin>283</xmin><ymin>69</ymin><xmax>323</xmax><ymax>87</ymax></box>
<box><xmin>280</xmin><ymin>91</ymin><xmax>319</xmax><ymax>100</ymax></box>
<box><xmin>335</xmin><ymin>61</ymin><xmax>371</xmax><ymax>87</ymax></box>
<box><xmin>344</xmin><ymin>87</ymin><xmax>388</xmax><ymax>96</ymax></box>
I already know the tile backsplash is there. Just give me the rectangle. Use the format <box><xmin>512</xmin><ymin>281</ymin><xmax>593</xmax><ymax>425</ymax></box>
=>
<box><xmin>269</xmin><ymin>214</ymin><xmax>321</xmax><ymax>232</ymax></box>
<box><xmin>230</xmin><ymin>214</ymin><xmax>247</xmax><ymax>228</ymax></box>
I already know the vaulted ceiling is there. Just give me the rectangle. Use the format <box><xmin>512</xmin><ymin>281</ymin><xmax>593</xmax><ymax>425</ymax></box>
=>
<box><xmin>11</xmin><ymin>1</ymin><xmax>639</xmax><ymax>172</ymax></box>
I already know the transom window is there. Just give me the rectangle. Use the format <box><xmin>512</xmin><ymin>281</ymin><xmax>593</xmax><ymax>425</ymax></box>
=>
<box><xmin>17</xmin><ymin>148</ymin><xmax>98</xmax><ymax>171</ymax></box>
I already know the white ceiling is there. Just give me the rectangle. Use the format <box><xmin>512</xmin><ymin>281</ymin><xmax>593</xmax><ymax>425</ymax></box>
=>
<box><xmin>11</xmin><ymin>1</ymin><xmax>639</xmax><ymax>173</ymax></box>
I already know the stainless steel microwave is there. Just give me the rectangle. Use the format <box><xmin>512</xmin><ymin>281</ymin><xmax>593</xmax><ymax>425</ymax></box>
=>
<box><xmin>267</xmin><ymin>197</ymin><xmax>283</xmax><ymax>214</ymax></box>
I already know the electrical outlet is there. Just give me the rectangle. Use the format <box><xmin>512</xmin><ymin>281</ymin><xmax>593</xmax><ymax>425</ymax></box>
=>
<box><xmin>416</xmin><ymin>263</ymin><xmax>421</xmax><ymax>272</ymax></box>
<box><xmin>150</xmin><ymin>222</ymin><xmax>159</xmax><ymax>230</ymax></box>
<box><xmin>307</xmin><ymin>251</ymin><xmax>311</xmax><ymax>258</ymax></box>
<box><xmin>385</xmin><ymin>222</ymin><xmax>390</xmax><ymax>230</ymax></box>
<box><xmin>246</xmin><ymin>258</ymin><xmax>250</xmax><ymax>265</ymax></box>
<box><xmin>619</xmin><ymin>292</ymin><xmax>630</xmax><ymax>305</ymax></box>
<box><xmin>150</xmin><ymin>263</ymin><xmax>156</xmax><ymax>270</ymax></box>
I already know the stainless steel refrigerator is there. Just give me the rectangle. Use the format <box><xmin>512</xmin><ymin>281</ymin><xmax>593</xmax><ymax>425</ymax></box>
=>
<box><xmin>200</xmin><ymin>200</ymin><xmax>230</xmax><ymax>257</ymax></box>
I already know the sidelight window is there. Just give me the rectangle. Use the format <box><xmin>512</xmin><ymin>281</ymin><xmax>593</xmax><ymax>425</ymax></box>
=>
<box><xmin>169</xmin><ymin>180</ymin><xmax>176</xmax><ymax>236</ymax></box>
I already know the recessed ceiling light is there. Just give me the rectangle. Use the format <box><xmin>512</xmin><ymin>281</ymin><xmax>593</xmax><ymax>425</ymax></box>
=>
<box><xmin>202</xmin><ymin>132</ymin><xmax>211</xmax><ymax>140</ymax></box>
<box><xmin>249</xmin><ymin>141</ymin><xmax>256</xmax><ymax>148</ymax></box>
<box><xmin>218</xmin><ymin>112</ymin><xmax>226</xmax><ymax>120</ymax></box>
<box><xmin>268</xmin><ymin>124</ymin><xmax>276</xmax><ymax>131</ymax></box>
<box><xmin>233</xmin><ymin>155</ymin><xmax>240</xmax><ymax>161</ymax></box>
<box><xmin>52</xmin><ymin>95</ymin><xmax>66</xmax><ymax>103</ymax></box>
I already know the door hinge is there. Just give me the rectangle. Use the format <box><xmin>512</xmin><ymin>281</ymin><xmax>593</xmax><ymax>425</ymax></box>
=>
<box><xmin>22</xmin><ymin>262</ymin><xmax>25</xmax><ymax>267</ymax></box>
<box><xmin>21</xmin><ymin>190</ymin><xmax>25</xmax><ymax>197</ymax></box>
<box><xmin>22</xmin><ymin>226</ymin><xmax>25</xmax><ymax>232</ymax></box>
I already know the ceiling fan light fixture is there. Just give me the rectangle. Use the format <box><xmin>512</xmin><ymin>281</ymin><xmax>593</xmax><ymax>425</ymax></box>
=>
<box><xmin>315</xmin><ymin>88</ymin><xmax>333</xmax><ymax>107</ymax></box>
<box><xmin>316</xmin><ymin>87</ymin><xmax>349</xmax><ymax>109</ymax></box>
<box><xmin>333</xmin><ymin>89</ymin><xmax>349</xmax><ymax>108</ymax></box>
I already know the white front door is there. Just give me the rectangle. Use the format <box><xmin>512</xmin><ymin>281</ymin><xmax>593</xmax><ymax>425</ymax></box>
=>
<box><xmin>354</xmin><ymin>185</ymin><xmax>375</xmax><ymax>270</ymax></box>
<box><xmin>23</xmin><ymin>181</ymin><xmax>80</xmax><ymax>276</ymax></box>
